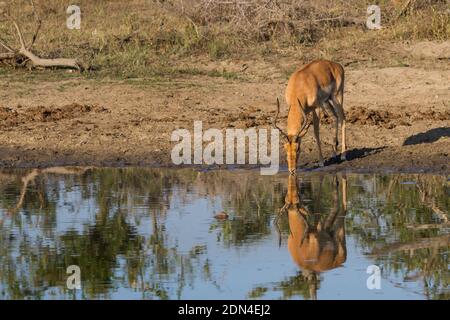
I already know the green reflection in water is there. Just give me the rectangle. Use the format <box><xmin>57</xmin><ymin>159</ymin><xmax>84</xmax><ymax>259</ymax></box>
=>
<box><xmin>0</xmin><ymin>168</ymin><xmax>448</xmax><ymax>299</ymax></box>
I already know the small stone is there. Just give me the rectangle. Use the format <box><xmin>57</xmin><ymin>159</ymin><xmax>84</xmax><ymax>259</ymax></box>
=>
<box><xmin>214</xmin><ymin>211</ymin><xmax>229</xmax><ymax>220</ymax></box>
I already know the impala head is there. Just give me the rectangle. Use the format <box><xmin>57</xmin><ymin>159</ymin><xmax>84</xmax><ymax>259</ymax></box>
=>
<box><xmin>273</xmin><ymin>98</ymin><xmax>310</xmax><ymax>175</ymax></box>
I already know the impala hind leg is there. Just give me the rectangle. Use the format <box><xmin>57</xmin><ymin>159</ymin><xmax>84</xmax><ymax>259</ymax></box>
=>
<box><xmin>330</xmin><ymin>95</ymin><xmax>346</xmax><ymax>160</ymax></box>
<box><xmin>312</xmin><ymin>110</ymin><xmax>325</xmax><ymax>167</ymax></box>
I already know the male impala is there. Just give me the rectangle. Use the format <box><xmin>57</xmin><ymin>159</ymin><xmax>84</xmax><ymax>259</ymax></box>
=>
<box><xmin>273</xmin><ymin>59</ymin><xmax>346</xmax><ymax>174</ymax></box>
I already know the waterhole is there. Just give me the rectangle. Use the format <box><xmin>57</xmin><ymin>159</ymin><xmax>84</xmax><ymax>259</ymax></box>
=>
<box><xmin>0</xmin><ymin>168</ymin><xmax>448</xmax><ymax>299</ymax></box>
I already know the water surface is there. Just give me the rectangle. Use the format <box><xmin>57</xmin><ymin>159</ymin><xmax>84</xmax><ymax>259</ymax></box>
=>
<box><xmin>0</xmin><ymin>167</ymin><xmax>448</xmax><ymax>300</ymax></box>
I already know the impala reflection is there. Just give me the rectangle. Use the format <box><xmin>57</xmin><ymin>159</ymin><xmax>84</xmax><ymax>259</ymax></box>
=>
<box><xmin>277</xmin><ymin>174</ymin><xmax>347</xmax><ymax>299</ymax></box>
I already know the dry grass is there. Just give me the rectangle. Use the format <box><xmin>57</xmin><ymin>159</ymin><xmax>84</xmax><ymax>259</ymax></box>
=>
<box><xmin>0</xmin><ymin>0</ymin><xmax>448</xmax><ymax>78</ymax></box>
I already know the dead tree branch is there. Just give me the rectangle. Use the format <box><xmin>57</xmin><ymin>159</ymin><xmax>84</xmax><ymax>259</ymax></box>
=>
<box><xmin>0</xmin><ymin>0</ymin><xmax>82</xmax><ymax>71</ymax></box>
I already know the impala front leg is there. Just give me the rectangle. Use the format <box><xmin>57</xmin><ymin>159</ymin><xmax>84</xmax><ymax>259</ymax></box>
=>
<box><xmin>323</xmin><ymin>101</ymin><xmax>338</xmax><ymax>158</ymax></box>
<box><xmin>312</xmin><ymin>110</ymin><xmax>325</xmax><ymax>167</ymax></box>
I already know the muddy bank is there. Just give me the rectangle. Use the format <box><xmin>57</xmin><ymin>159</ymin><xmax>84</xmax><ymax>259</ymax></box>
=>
<box><xmin>0</xmin><ymin>142</ymin><xmax>447</xmax><ymax>174</ymax></box>
<box><xmin>0</xmin><ymin>61</ymin><xmax>449</xmax><ymax>173</ymax></box>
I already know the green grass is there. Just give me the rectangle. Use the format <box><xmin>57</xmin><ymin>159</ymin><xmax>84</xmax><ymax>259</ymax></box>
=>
<box><xmin>0</xmin><ymin>0</ymin><xmax>448</xmax><ymax>81</ymax></box>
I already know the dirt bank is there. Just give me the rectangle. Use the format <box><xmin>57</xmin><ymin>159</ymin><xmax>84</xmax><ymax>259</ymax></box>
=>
<box><xmin>0</xmin><ymin>54</ymin><xmax>449</xmax><ymax>173</ymax></box>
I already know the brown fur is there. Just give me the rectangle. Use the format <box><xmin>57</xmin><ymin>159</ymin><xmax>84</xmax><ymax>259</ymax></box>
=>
<box><xmin>282</xmin><ymin>59</ymin><xmax>346</xmax><ymax>173</ymax></box>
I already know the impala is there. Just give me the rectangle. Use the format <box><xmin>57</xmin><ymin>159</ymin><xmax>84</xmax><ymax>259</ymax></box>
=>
<box><xmin>273</xmin><ymin>59</ymin><xmax>347</xmax><ymax>174</ymax></box>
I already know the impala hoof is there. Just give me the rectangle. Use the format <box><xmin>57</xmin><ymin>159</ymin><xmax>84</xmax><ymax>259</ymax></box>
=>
<box><xmin>319</xmin><ymin>161</ymin><xmax>325</xmax><ymax>168</ymax></box>
<box><xmin>340</xmin><ymin>153</ymin><xmax>347</xmax><ymax>161</ymax></box>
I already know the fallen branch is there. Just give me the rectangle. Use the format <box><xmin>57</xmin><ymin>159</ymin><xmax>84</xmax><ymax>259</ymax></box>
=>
<box><xmin>0</xmin><ymin>0</ymin><xmax>82</xmax><ymax>71</ymax></box>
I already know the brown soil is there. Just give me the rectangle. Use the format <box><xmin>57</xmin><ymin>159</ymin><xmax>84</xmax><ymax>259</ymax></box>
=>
<box><xmin>0</xmin><ymin>43</ymin><xmax>449</xmax><ymax>173</ymax></box>
<box><xmin>0</xmin><ymin>103</ymin><xmax>109</xmax><ymax>127</ymax></box>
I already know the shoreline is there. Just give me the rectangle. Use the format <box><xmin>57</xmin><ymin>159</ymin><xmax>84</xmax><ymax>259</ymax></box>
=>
<box><xmin>0</xmin><ymin>157</ymin><xmax>448</xmax><ymax>175</ymax></box>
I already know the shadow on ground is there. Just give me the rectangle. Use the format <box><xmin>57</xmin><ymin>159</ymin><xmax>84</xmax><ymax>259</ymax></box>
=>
<box><xmin>403</xmin><ymin>127</ymin><xmax>450</xmax><ymax>146</ymax></box>
<box><xmin>303</xmin><ymin>146</ymin><xmax>386</xmax><ymax>170</ymax></box>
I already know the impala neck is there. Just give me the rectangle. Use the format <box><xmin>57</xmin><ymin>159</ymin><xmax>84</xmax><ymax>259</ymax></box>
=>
<box><xmin>287</xmin><ymin>98</ymin><xmax>306</xmax><ymax>138</ymax></box>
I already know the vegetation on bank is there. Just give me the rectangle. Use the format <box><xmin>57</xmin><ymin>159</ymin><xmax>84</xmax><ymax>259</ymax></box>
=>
<box><xmin>0</xmin><ymin>0</ymin><xmax>449</xmax><ymax>79</ymax></box>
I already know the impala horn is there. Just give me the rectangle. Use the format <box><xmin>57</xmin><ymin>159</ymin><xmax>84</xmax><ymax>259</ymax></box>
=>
<box><xmin>273</xmin><ymin>98</ymin><xmax>289</xmax><ymax>142</ymax></box>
